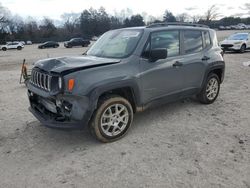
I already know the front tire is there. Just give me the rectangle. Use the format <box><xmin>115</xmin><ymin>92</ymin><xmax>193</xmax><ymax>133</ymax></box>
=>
<box><xmin>198</xmin><ymin>73</ymin><xmax>220</xmax><ymax>104</ymax></box>
<box><xmin>240</xmin><ymin>44</ymin><xmax>246</xmax><ymax>53</ymax></box>
<box><xmin>17</xmin><ymin>46</ymin><xmax>22</xmax><ymax>50</ymax></box>
<box><xmin>90</xmin><ymin>95</ymin><xmax>133</xmax><ymax>143</ymax></box>
<box><xmin>2</xmin><ymin>47</ymin><xmax>7</xmax><ymax>51</ymax></box>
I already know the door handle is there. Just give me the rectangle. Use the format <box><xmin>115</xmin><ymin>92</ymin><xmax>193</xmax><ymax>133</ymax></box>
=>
<box><xmin>173</xmin><ymin>61</ymin><xmax>183</xmax><ymax>67</ymax></box>
<box><xmin>202</xmin><ymin>56</ymin><xmax>210</xmax><ymax>61</ymax></box>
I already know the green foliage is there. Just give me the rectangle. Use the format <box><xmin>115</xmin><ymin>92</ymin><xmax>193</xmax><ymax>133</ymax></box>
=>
<box><xmin>123</xmin><ymin>14</ymin><xmax>145</xmax><ymax>27</ymax></box>
<box><xmin>163</xmin><ymin>10</ymin><xmax>176</xmax><ymax>22</ymax></box>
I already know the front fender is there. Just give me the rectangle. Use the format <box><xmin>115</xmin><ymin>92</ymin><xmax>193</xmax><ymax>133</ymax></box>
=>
<box><xmin>87</xmin><ymin>79</ymin><xmax>142</xmax><ymax>111</ymax></box>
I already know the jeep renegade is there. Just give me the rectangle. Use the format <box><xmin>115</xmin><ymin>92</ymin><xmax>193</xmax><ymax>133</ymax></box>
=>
<box><xmin>27</xmin><ymin>23</ymin><xmax>225</xmax><ymax>142</ymax></box>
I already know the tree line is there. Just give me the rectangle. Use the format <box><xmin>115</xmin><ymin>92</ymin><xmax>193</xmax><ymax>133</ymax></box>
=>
<box><xmin>1</xmin><ymin>3</ymin><xmax>250</xmax><ymax>44</ymax></box>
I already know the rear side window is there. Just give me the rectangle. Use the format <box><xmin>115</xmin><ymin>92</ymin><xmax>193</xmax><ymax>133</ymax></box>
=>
<box><xmin>151</xmin><ymin>30</ymin><xmax>180</xmax><ymax>57</ymax></box>
<box><xmin>183</xmin><ymin>30</ymin><xmax>203</xmax><ymax>54</ymax></box>
<box><xmin>203</xmin><ymin>31</ymin><xmax>211</xmax><ymax>47</ymax></box>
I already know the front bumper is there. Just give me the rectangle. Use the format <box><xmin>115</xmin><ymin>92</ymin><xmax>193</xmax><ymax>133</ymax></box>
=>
<box><xmin>27</xmin><ymin>88</ymin><xmax>92</xmax><ymax>129</ymax></box>
<box><xmin>221</xmin><ymin>44</ymin><xmax>242</xmax><ymax>51</ymax></box>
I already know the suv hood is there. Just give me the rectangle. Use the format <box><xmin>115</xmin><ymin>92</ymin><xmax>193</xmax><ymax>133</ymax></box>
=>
<box><xmin>34</xmin><ymin>56</ymin><xmax>121</xmax><ymax>74</ymax></box>
<box><xmin>221</xmin><ymin>39</ymin><xmax>244</xmax><ymax>44</ymax></box>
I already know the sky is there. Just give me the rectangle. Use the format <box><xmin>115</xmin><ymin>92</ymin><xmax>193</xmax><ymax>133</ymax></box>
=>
<box><xmin>1</xmin><ymin>0</ymin><xmax>249</xmax><ymax>20</ymax></box>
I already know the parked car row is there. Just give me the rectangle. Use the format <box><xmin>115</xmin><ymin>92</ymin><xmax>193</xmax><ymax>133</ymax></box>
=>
<box><xmin>38</xmin><ymin>38</ymin><xmax>91</xmax><ymax>49</ymax></box>
<box><xmin>219</xmin><ymin>23</ymin><xmax>250</xmax><ymax>30</ymax></box>
<box><xmin>1</xmin><ymin>38</ymin><xmax>91</xmax><ymax>51</ymax></box>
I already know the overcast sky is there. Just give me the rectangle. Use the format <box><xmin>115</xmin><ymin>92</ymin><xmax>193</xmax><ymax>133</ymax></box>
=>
<box><xmin>1</xmin><ymin>0</ymin><xmax>249</xmax><ymax>20</ymax></box>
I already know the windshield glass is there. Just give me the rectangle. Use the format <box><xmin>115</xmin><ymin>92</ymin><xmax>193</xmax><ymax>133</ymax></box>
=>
<box><xmin>228</xmin><ymin>33</ymin><xmax>248</xmax><ymax>40</ymax></box>
<box><xmin>87</xmin><ymin>29</ymin><xmax>143</xmax><ymax>58</ymax></box>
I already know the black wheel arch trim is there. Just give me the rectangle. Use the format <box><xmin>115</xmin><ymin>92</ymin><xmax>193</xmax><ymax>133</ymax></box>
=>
<box><xmin>87</xmin><ymin>80</ymin><xmax>142</xmax><ymax>114</ymax></box>
<box><xmin>200</xmin><ymin>61</ymin><xmax>225</xmax><ymax>90</ymax></box>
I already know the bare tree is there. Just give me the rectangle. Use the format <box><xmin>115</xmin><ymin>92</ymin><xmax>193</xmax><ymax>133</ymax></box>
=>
<box><xmin>61</xmin><ymin>13</ymin><xmax>79</xmax><ymax>33</ymax></box>
<box><xmin>204</xmin><ymin>5</ymin><xmax>220</xmax><ymax>22</ymax></box>
<box><xmin>0</xmin><ymin>3</ymin><xmax>8</xmax><ymax>24</ymax></box>
<box><xmin>0</xmin><ymin>3</ymin><xmax>11</xmax><ymax>35</ymax></box>
<box><xmin>176</xmin><ymin>13</ymin><xmax>190</xmax><ymax>22</ymax></box>
<box><xmin>191</xmin><ymin>15</ymin><xmax>202</xmax><ymax>23</ymax></box>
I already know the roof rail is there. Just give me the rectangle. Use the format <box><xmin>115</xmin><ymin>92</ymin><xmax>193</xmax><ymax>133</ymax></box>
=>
<box><xmin>147</xmin><ymin>22</ymin><xmax>209</xmax><ymax>28</ymax></box>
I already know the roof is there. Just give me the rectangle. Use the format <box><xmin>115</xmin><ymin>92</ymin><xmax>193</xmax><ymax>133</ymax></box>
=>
<box><xmin>146</xmin><ymin>22</ymin><xmax>209</xmax><ymax>29</ymax></box>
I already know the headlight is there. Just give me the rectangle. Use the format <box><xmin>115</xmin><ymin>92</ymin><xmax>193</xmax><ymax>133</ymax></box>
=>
<box><xmin>234</xmin><ymin>41</ymin><xmax>242</xmax><ymax>45</ymax></box>
<box><xmin>58</xmin><ymin>77</ymin><xmax>63</xmax><ymax>89</ymax></box>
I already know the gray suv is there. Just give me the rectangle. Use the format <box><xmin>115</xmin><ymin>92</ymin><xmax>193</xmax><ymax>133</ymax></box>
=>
<box><xmin>27</xmin><ymin>23</ymin><xmax>225</xmax><ymax>142</ymax></box>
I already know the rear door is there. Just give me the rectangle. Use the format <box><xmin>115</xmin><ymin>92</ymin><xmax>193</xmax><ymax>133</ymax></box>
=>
<box><xmin>76</xmin><ymin>39</ymin><xmax>82</xmax><ymax>46</ymax></box>
<box><xmin>178</xmin><ymin>29</ymin><xmax>208</xmax><ymax>93</ymax></box>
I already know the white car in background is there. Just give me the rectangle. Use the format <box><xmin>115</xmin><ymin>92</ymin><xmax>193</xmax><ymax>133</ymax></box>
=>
<box><xmin>26</xmin><ymin>41</ymin><xmax>32</xmax><ymax>45</ymax></box>
<box><xmin>1</xmin><ymin>42</ymin><xmax>24</xmax><ymax>51</ymax></box>
<box><xmin>220</xmin><ymin>33</ymin><xmax>250</xmax><ymax>53</ymax></box>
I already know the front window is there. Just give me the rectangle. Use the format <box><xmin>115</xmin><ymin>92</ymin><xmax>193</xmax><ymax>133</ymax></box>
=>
<box><xmin>228</xmin><ymin>33</ymin><xmax>248</xmax><ymax>40</ymax></box>
<box><xmin>87</xmin><ymin>29</ymin><xmax>143</xmax><ymax>58</ymax></box>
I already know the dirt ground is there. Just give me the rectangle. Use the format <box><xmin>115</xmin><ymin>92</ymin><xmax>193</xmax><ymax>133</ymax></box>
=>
<box><xmin>0</xmin><ymin>31</ymin><xmax>250</xmax><ymax>188</ymax></box>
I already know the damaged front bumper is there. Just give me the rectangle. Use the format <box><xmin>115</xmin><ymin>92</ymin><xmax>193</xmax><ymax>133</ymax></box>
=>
<box><xmin>27</xmin><ymin>86</ymin><xmax>92</xmax><ymax>129</ymax></box>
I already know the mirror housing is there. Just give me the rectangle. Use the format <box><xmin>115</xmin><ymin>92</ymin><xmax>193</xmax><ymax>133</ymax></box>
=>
<box><xmin>149</xmin><ymin>48</ymin><xmax>168</xmax><ymax>62</ymax></box>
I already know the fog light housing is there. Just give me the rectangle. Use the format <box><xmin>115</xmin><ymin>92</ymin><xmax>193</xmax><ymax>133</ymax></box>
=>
<box><xmin>58</xmin><ymin>77</ymin><xmax>63</xmax><ymax>90</ymax></box>
<box><xmin>56</xmin><ymin>99</ymin><xmax>62</xmax><ymax>107</ymax></box>
<box><xmin>62</xmin><ymin>101</ymin><xmax>72</xmax><ymax>112</ymax></box>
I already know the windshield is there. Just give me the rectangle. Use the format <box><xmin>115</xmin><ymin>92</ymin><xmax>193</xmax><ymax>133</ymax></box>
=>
<box><xmin>228</xmin><ymin>33</ymin><xmax>248</xmax><ymax>40</ymax></box>
<box><xmin>87</xmin><ymin>29</ymin><xmax>143</xmax><ymax>58</ymax></box>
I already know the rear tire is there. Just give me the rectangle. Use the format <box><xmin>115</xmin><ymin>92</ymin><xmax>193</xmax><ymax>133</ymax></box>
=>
<box><xmin>17</xmin><ymin>46</ymin><xmax>22</xmax><ymax>50</ymax></box>
<box><xmin>197</xmin><ymin>73</ymin><xmax>220</xmax><ymax>104</ymax></box>
<box><xmin>89</xmin><ymin>95</ymin><xmax>133</xmax><ymax>143</ymax></box>
<box><xmin>2</xmin><ymin>47</ymin><xmax>7</xmax><ymax>51</ymax></box>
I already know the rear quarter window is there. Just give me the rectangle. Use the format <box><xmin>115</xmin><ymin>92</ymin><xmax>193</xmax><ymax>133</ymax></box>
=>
<box><xmin>203</xmin><ymin>31</ymin><xmax>211</xmax><ymax>48</ymax></box>
<box><xmin>183</xmin><ymin>30</ymin><xmax>203</xmax><ymax>54</ymax></box>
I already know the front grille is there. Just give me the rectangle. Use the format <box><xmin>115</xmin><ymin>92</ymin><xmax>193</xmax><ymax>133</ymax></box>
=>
<box><xmin>221</xmin><ymin>44</ymin><xmax>233</xmax><ymax>48</ymax></box>
<box><xmin>30</xmin><ymin>69</ymin><xmax>52</xmax><ymax>91</ymax></box>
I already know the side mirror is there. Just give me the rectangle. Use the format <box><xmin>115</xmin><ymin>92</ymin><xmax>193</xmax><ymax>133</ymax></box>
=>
<box><xmin>149</xmin><ymin>48</ymin><xmax>168</xmax><ymax>62</ymax></box>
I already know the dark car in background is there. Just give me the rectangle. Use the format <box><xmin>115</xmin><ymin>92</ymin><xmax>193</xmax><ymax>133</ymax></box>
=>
<box><xmin>38</xmin><ymin>41</ymin><xmax>59</xmax><ymax>49</ymax></box>
<box><xmin>64</xmin><ymin>38</ymin><xmax>90</xmax><ymax>48</ymax></box>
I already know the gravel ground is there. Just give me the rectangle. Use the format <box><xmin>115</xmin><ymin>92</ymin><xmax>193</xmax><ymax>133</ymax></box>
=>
<box><xmin>0</xmin><ymin>31</ymin><xmax>250</xmax><ymax>188</ymax></box>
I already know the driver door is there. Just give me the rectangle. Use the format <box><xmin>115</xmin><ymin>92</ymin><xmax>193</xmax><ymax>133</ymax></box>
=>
<box><xmin>139</xmin><ymin>30</ymin><xmax>184</xmax><ymax>104</ymax></box>
<box><xmin>8</xmin><ymin>43</ymin><xmax>15</xmax><ymax>49</ymax></box>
